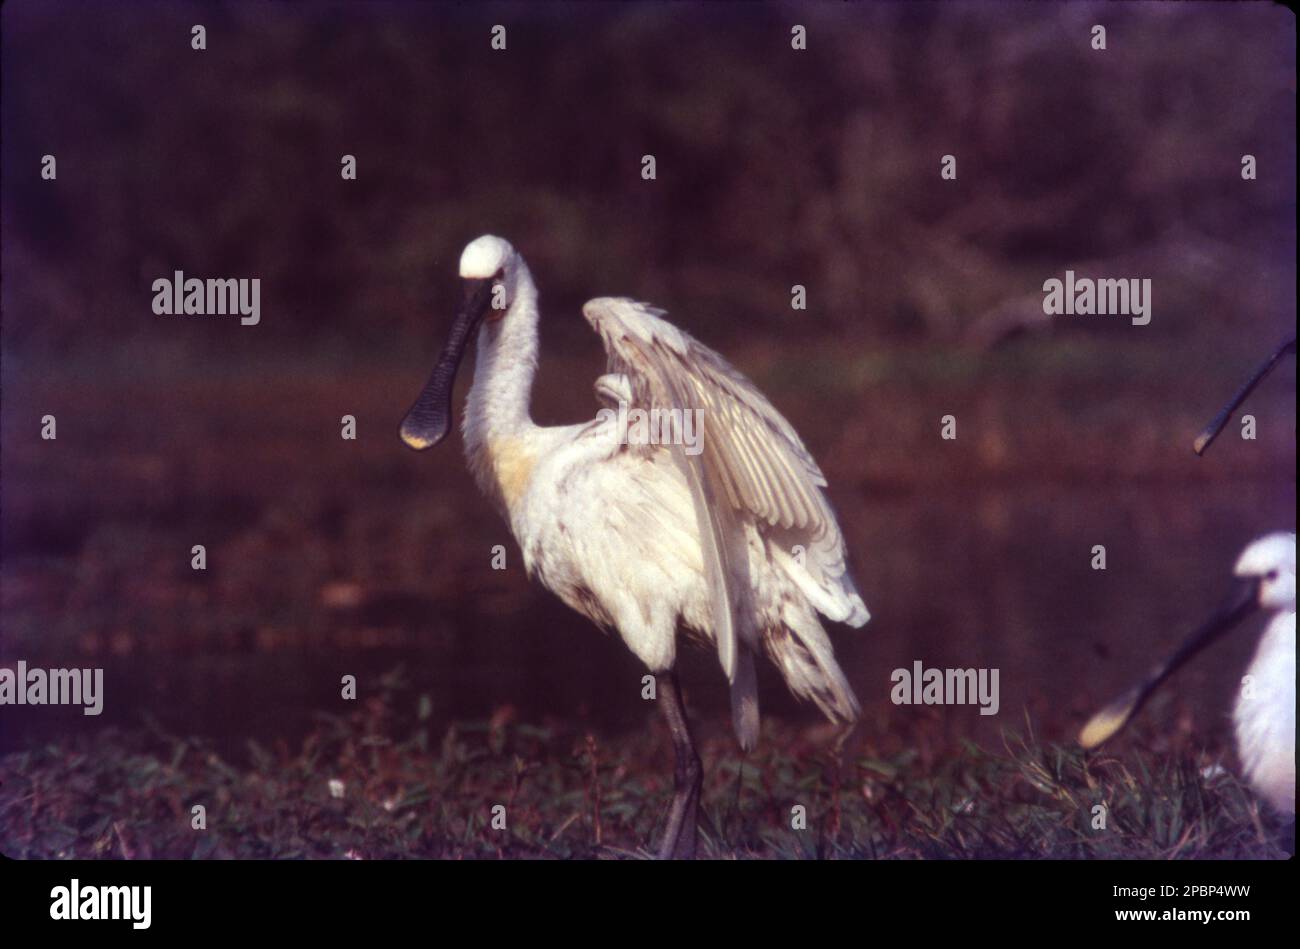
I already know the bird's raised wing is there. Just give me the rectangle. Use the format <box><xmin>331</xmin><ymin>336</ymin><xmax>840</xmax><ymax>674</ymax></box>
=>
<box><xmin>583</xmin><ymin>297</ymin><xmax>867</xmax><ymax>681</ymax></box>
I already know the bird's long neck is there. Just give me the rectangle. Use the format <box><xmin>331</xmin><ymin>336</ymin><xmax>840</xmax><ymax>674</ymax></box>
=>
<box><xmin>463</xmin><ymin>265</ymin><xmax>542</xmax><ymax>509</ymax></box>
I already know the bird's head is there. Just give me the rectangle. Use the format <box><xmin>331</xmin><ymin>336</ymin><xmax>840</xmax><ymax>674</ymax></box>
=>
<box><xmin>1078</xmin><ymin>531</ymin><xmax>1295</xmax><ymax>751</ymax></box>
<box><xmin>1234</xmin><ymin>532</ymin><xmax>1296</xmax><ymax>612</ymax></box>
<box><xmin>459</xmin><ymin>235</ymin><xmax>528</xmax><ymax>324</ymax></box>
<box><xmin>399</xmin><ymin>235</ymin><xmax>527</xmax><ymax>450</ymax></box>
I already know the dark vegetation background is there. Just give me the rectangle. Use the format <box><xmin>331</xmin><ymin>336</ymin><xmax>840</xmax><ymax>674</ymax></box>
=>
<box><xmin>0</xmin><ymin>1</ymin><xmax>1295</xmax><ymax>856</ymax></box>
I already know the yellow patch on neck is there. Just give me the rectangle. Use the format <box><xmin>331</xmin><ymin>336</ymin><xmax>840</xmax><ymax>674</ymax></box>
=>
<box><xmin>487</xmin><ymin>437</ymin><xmax>537</xmax><ymax>510</ymax></box>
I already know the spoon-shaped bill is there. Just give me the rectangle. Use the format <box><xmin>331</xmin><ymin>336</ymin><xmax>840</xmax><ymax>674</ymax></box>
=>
<box><xmin>1078</xmin><ymin>578</ymin><xmax>1260</xmax><ymax>749</ymax></box>
<box><xmin>400</xmin><ymin>278</ymin><xmax>496</xmax><ymax>450</ymax></box>
<box><xmin>1193</xmin><ymin>337</ymin><xmax>1296</xmax><ymax>456</ymax></box>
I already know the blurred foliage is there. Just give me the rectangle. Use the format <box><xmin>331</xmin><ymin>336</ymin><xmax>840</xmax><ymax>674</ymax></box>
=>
<box><xmin>2</xmin><ymin>2</ymin><xmax>1293</xmax><ymax>356</ymax></box>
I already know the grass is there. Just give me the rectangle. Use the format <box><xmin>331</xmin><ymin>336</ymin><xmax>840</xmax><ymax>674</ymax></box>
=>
<box><xmin>1</xmin><ymin>669</ymin><xmax>1290</xmax><ymax>860</ymax></box>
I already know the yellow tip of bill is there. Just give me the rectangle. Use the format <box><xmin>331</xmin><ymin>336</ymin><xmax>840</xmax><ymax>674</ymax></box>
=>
<box><xmin>1078</xmin><ymin>698</ymin><xmax>1137</xmax><ymax>750</ymax></box>
<box><xmin>399</xmin><ymin>422</ymin><xmax>437</xmax><ymax>450</ymax></box>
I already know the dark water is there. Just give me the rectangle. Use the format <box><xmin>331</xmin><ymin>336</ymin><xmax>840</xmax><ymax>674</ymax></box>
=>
<box><xmin>3</xmin><ymin>477</ymin><xmax>1291</xmax><ymax>763</ymax></box>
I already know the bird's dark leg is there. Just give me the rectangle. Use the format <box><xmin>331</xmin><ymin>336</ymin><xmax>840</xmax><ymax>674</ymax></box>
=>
<box><xmin>655</xmin><ymin>670</ymin><xmax>703</xmax><ymax>859</ymax></box>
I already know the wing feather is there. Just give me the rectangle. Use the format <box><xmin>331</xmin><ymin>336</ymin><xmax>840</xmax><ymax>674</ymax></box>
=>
<box><xmin>583</xmin><ymin>297</ymin><xmax>869</xmax><ymax>681</ymax></box>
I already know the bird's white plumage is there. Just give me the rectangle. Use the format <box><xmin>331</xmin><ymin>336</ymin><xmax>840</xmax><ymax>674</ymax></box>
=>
<box><xmin>583</xmin><ymin>298</ymin><xmax>868</xmax><ymax>624</ymax></box>
<box><xmin>453</xmin><ymin>238</ymin><xmax>867</xmax><ymax>749</ymax></box>
<box><xmin>1231</xmin><ymin>532</ymin><xmax>1295</xmax><ymax>815</ymax></box>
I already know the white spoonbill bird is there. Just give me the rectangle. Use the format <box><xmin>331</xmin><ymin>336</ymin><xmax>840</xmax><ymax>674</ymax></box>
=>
<box><xmin>1079</xmin><ymin>532</ymin><xmax>1296</xmax><ymax>816</ymax></box>
<box><xmin>399</xmin><ymin>235</ymin><xmax>869</xmax><ymax>857</ymax></box>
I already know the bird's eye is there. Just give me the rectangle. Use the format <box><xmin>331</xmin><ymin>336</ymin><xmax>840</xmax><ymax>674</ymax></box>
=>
<box><xmin>1266</xmin><ymin>569</ymin><xmax>1279</xmax><ymax>582</ymax></box>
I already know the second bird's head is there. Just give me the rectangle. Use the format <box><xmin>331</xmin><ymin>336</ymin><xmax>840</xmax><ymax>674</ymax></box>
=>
<box><xmin>1234</xmin><ymin>533</ymin><xmax>1296</xmax><ymax>613</ymax></box>
<box><xmin>399</xmin><ymin>235</ymin><xmax>526</xmax><ymax>451</ymax></box>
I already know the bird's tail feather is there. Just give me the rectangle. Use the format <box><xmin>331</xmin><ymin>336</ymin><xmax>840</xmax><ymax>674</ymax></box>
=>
<box><xmin>765</xmin><ymin>606</ymin><xmax>860</xmax><ymax>724</ymax></box>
